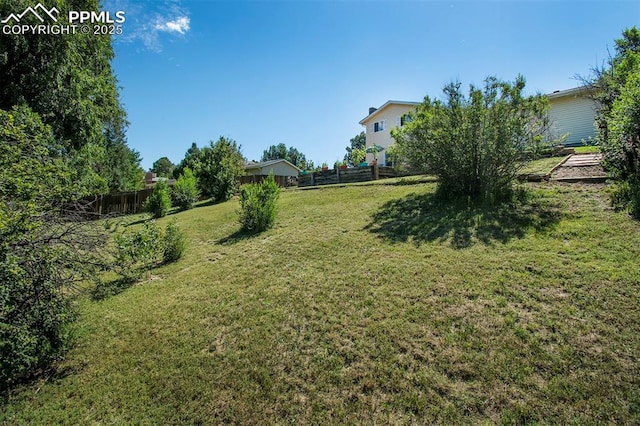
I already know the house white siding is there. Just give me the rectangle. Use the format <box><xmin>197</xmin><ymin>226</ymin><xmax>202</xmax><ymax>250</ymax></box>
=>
<box><xmin>548</xmin><ymin>93</ymin><xmax>597</xmax><ymax>146</ymax></box>
<box><xmin>245</xmin><ymin>160</ymin><xmax>299</xmax><ymax>177</ymax></box>
<box><xmin>360</xmin><ymin>101</ymin><xmax>419</xmax><ymax>165</ymax></box>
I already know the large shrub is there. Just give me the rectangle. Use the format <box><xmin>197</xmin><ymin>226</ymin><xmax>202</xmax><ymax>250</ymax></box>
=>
<box><xmin>591</xmin><ymin>28</ymin><xmax>640</xmax><ymax>216</ymax></box>
<box><xmin>392</xmin><ymin>76</ymin><xmax>549</xmax><ymax>203</ymax></box>
<box><xmin>172</xmin><ymin>167</ymin><xmax>200</xmax><ymax>210</ymax></box>
<box><xmin>238</xmin><ymin>175</ymin><xmax>280</xmax><ymax>233</ymax></box>
<box><xmin>145</xmin><ymin>180</ymin><xmax>172</xmax><ymax>218</ymax></box>
<box><xmin>114</xmin><ymin>221</ymin><xmax>163</xmax><ymax>268</ymax></box>
<box><xmin>1</xmin><ymin>106</ymin><xmax>108</xmax><ymax>388</ymax></box>
<box><xmin>113</xmin><ymin>220</ymin><xmax>186</xmax><ymax>281</ymax></box>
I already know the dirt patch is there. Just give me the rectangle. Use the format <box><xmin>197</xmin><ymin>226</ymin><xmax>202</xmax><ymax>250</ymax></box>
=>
<box><xmin>551</xmin><ymin>165</ymin><xmax>607</xmax><ymax>180</ymax></box>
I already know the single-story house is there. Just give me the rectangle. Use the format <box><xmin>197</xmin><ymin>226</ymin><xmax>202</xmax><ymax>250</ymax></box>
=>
<box><xmin>547</xmin><ymin>87</ymin><xmax>598</xmax><ymax>146</ymax></box>
<box><xmin>243</xmin><ymin>159</ymin><xmax>301</xmax><ymax>187</ymax></box>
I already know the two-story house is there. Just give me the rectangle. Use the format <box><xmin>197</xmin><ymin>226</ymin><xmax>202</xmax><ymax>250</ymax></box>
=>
<box><xmin>359</xmin><ymin>100</ymin><xmax>420</xmax><ymax>165</ymax></box>
<box><xmin>361</xmin><ymin>88</ymin><xmax>597</xmax><ymax>165</ymax></box>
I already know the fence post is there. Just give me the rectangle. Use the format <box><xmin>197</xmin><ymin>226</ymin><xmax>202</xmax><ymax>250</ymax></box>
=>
<box><xmin>373</xmin><ymin>164</ymin><xmax>379</xmax><ymax>180</ymax></box>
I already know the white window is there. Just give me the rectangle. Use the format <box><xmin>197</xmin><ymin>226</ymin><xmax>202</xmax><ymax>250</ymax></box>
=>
<box><xmin>373</xmin><ymin>120</ymin><xmax>385</xmax><ymax>132</ymax></box>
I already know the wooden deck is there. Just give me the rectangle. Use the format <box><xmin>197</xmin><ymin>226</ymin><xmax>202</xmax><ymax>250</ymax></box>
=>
<box><xmin>562</xmin><ymin>153</ymin><xmax>603</xmax><ymax>167</ymax></box>
<box><xmin>551</xmin><ymin>154</ymin><xmax>608</xmax><ymax>183</ymax></box>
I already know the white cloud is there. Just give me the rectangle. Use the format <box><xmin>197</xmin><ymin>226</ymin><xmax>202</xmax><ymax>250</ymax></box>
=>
<box><xmin>105</xmin><ymin>0</ymin><xmax>191</xmax><ymax>52</ymax></box>
<box><xmin>155</xmin><ymin>16</ymin><xmax>190</xmax><ymax>34</ymax></box>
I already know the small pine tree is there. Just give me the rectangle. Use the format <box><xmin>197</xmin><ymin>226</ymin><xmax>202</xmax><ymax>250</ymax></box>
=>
<box><xmin>238</xmin><ymin>174</ymin><xmax>280</xmax><ymax>233</ymax></box>
<box><xmin>173</xmin><ymin>167</ymin><xmax>200</xmax><ymax>210</ymax></box>
<box><xmin>145</xmin><ymin>180</ymin><xmax>172</xmax><ymax>218</ymax></box>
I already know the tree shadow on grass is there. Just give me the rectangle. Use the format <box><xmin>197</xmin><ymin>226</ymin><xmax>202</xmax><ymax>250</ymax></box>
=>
<box><xmin>0</xmin><ymin>362</ymin><xmax>81</xmax><ymax>403</ymax></box>
<box><xmin>365</xmin><ymin>191</ymin><xmax>562</xmax><ymax>248</ymax></box>
<box><xmin>216</xmin><ymin>228</ymin><xmax>260</xmax><ymax>245</ymax></box>
<box><xmin>90</xmin><ymin>276</ymin><xmax>138</xmax><ymax>301</ymax></box>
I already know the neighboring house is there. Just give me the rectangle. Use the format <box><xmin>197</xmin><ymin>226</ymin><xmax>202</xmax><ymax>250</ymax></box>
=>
<box><xmin>359</xmin><ymin>100</ymin><xmax>420</xmax><ymax>165</ymax></box>
<box><xmin>360</xmin><ymin>89</ymin><xmax>598</xmax><ymax>160</ymax></box>
<box><xmin>244</xmin><ymin>159</ymin><xmax>301</xmax><ymax>177</ymax></box>
<box><xmin>144</xmin><ymin>172</ymin><xmax>175</xmax><ymax>189</ymax></box>
<box><xmin>243</xmin><ymin>159</ymin><xmax>301</xmax><ymax>187</ymax></box>
<box><xmin>547</xmin><ymin>87</ymin><xmax>598</xmax><ymax>146</ymax></box>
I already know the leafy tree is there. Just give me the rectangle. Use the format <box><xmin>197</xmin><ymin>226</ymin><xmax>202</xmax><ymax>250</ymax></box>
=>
<box><xmin>0</xmin><ymin>0</ymin><xmax>142</xmax><ymax>387</ymax></box>
<box><xmin>174</xmin><ymin>143</ymin><xmax>202</xmax><ymax>178</ymax></box>
<box><xmin>392</xmin><ymin>76</ymin><xmax>549</xmax><ymax>203</ymax></box>
<box><xmin>286</xmin><ymin>146</ymin><xmax>307</xmax><ymax>169</ymax></box>
<box><xmin>65</xmin><ymin>143</ymin><xmax>110</xmax><ymax>196</ymax></box>
<box><xmin>261</xmin><ymin>143</ymin><xmax>288</xmax><ymax>162</ymax></box>
<box><xmin>0</xmin><ymin>106</ymin><xmax>109</xmax><ymax>388</ymax></box>
<box><xmin>151</xmin><ymin>157</ymin><xmax>175</xmax><ymax>178</ymax></box>
<box><xmin>198</xmin><ymin>137</ymin><xmax>245</xmax><ymax>202</ymax></box>
<box><xmin>260</xmin><ymin>143</ymin><xmax>307</xmax><ymax>169</ymax></box>
<box><xmin>385</xmin><ymin>143</ymin><xmax>401</xmax><ymax>168</ymax></box>
<box><xmin>585</xmin><ymin>27</ymin><xmax>640</xmax><ymax>216</ymax></box>
<box><xmin>351</xmin><ymin>148</ymin><xmax>366</xmax><ymax>166</ymax></box>
<box><xmin>0</xmin><ymin>0</ymin><xmax>141</xmax><ymax>193</ymax></box>
<box><xmin>104</xmin><ymin>141</ymin><xmax>145</xmax><ymax>192</ymax></box>
<box><xmin>173</xmin><ymin>167</ymin><xmax>200</xmax><ymax>210</ymax></box>
<box><xmin>344</xmin><ymin>131</ymin><xmax>366</xmax><ymax>166</ymax></box>
<box><xmin>145</xmin><ymin>180</ymin><xmax>172</xmax><ymax>218</ymax></box>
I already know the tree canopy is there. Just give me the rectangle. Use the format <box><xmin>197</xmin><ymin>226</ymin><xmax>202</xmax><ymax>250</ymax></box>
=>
<box><xmin>343</xmin><ymin>131</ymin><xmax>366</xmax><ymax>166</ymax></box>
<box><xmin>179</xmin><ymin>138</ymin><xmax>245</xmax><ymax>202</ymax></box>
<box><xmin>0</xmin><ymin>0</ymin><xmax>139</xmax><ymax>386</ymax></box>
<box><xmin>589</xmin><ymin>27</ymin><xmax>640</xmax><ymax>216</ymax></box>
<box><xmin>174</xmin><ymin>143</ymin><xmax>202</xmax><ymax>178</ymax></box>
<box><xmin>261</xmin><ymin>143</ymin><xmax>307</xmax><ymax>169</ymax></box>
<box><xmin>0</xmin><ymin>0</ymin><xmax>142</xmax><ymax>194</ymax></box>
<box><xmin>151</xmin><ymin>157</ymin><xmax>175</xmax><ymax>178</ymax></box>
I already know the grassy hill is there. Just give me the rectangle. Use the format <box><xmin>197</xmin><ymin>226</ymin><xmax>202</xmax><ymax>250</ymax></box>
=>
<box><xmin>2</xmin><ymin>180</ymin><xmax>640</xmax><ymax>424</ymax></box>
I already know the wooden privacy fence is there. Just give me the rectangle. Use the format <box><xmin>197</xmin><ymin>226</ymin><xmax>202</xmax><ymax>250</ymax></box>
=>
<box><xmin>83</xmin><ymin>188</ymin><xmax>153</xmax><ymax>216</ymax></box>
<box><xmin>298</xmin><ymin>166</ymin><xmax>404</xmax><ymax>187</ymax></box>
<box><xmin>83</xmin><ymin>175</ymin><xmax>296</xmax><ymax>217</ymax></box>
<box><xmin>239</xmin><ymin>174</ymin><xmax>293</xmax><ymax>187</ymax></box>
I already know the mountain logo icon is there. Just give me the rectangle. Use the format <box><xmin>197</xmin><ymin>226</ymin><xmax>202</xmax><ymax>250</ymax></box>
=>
<box><xmin>1</xmin><ymin>3</ymin><xmax>60</xmax><ymax>24</ymax></box>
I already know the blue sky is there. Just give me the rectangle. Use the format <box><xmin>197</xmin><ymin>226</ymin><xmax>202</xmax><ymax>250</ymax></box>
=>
<box><xmin>106</xmin><ymin>0</ymin><xmax>639</xmax><ymax>170</ymax></box>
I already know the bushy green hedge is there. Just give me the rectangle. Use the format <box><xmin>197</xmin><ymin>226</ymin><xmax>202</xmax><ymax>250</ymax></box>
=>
<box><xmin>0</xmin><ymin>249</ymin><xmax>76</xmax><ymax>390</ymax></box>
<box><xmin>392</xmin><ymin>76</ymin><xmax>549</xmax><ymax>204</ymax></box>
<box><xmin>114</xmin><ymin>220</ymin><xmax>186</xmax><ymax>274</ymax></box>
<box><xmin>591</xmin><ymin>28</ymin><xmax>640</xmax><ymax>217</ymax></box>
<box><xmin>238</xmin><ymin>175</ymin><xmax>280</xmax><ymax>233</ymax></box>
<box><xmin>163</xmin><ymin>221</ymin><xmax>186</xmax><ymax>263</ymax></box>
<box><xmin>172</xmin><ymin>167</ymin><xmax>200</xmax><ymax>210</ymax></box>
<box><xmin>145</xmin><ymin>180</ymin><xmax>172</xmax><ymax>218</ymax></box>
<box><xmin>1</xmin><ymin>106</ymin><xmax>99</xmax><ymax>389</ymax></box>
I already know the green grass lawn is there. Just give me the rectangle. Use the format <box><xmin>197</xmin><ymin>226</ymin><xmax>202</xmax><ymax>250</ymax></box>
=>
<box><xmin>574</xmin><ymin>145</ymin><xmax>600</xmax><ymax>154</ymax></box>
<box><xmin>2</xmin><ymin>182</ymin><xmax>640</xmax><ymax>424</ymax></box>
<box><xmin>522</xmin><ymin>156</ymin><xmax>568</xmax><ymax>175</ymax></box>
